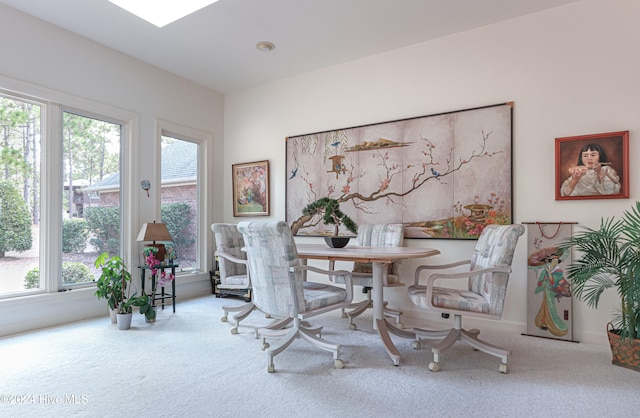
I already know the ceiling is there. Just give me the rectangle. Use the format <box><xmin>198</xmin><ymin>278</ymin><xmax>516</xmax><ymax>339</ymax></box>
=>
<box><xmin>0</xmin><ymin>0</ymin><xmax>579</xmax><ymax>94</ymax></box>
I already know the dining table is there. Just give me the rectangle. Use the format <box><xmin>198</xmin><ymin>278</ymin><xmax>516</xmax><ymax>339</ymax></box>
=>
<box><xmin>296</xmin><ymin>243</ymin><xmax>440</xmax><ymax>366</ymax></box>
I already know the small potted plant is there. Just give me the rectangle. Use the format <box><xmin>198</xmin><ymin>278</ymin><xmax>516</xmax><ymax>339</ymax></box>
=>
<box><xmin>94</xmin><ymin>252</ymin><xmax>140</xmax><ymax>329</ymax></box>
<box><xmin>560</xmin><ymin>201</ymin><xmax>640</xmax><ymax>372</ymax></box>
<box><xmin>302</xmin><ymin>197</ymin><xmax>358</xmax><ymax>247</ymax></box>
<box><xmin>94</xmin><ymin>252</ymin><xmax>128</xmax><ymax>323</ymax></box>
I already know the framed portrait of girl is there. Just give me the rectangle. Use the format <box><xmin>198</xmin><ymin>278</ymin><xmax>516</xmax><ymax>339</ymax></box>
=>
<box><xmin>555</xmin><ymin>131</ymin><xmax>629</xmax><ymax>200</ymax></box>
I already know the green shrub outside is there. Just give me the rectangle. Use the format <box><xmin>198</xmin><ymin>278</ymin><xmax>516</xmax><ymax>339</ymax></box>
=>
<box><xmin>24</xmin><ymin>262</ymin><xmax>95</xmax><ymax>289</ymax></box>
<box><xmin>85</xmin><ymin>206</ymin><xmax>119</xmax><ymax>254</ymax></box>
<box><xmin>0</xmin><ymin>180</ymin><xmax>32</xmax><ymax>257</ymax></box>
<box><xmin>61</xmin><ymin>262</ymin><xmax>94</xmax><ymax>285</ymax></box>
<box><xmin>82</xmin><ymin>202</ymin><xmax>194</xmax><ymax>259</ymax></box>
<box><xmin>162</xmin><ymin>202</ymin><xmax>194</xmax><ymax>255</ymax></box>
<box><xmin>24</xmin><ymin>268</ymin><xmax>39</xmax><ymax>289</ymax></box>
<box><xmin>62</xmin><ymin>218</ymin><xmax>89</xmax><ymax>253</ymax></box>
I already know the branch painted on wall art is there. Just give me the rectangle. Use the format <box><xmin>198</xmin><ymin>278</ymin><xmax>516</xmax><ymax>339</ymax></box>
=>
<box><xmin>291</xmin><ymin>130</ymin><xmax>500</xmax><ymax>234</ymax></box>
<box><xmin>286</xmin><ymin>103</ymin><xmax>513</xmax><ymax>239</ymax></box>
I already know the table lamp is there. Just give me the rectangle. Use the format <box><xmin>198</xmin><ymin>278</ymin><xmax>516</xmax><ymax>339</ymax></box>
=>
<box><xmin>137</xmin><ymin>221</ymin><xmax>172</xmax><ymax>262</ymax></box>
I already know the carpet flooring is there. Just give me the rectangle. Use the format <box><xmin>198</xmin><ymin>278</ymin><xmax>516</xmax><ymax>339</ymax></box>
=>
<box><xmin>1</xmin><ymin>295</ymin><xmax>639</xmax><ymax>417</ymax></box>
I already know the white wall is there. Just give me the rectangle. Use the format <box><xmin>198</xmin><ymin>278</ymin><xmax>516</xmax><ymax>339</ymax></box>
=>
<box><xmin>224</xmin><ymin>0</ymin><xmax>640</xmax><ymax>344</ymax></box>
<box><xmin>0</xmin><ymin>4</ymin><xmax>224</xmax><ymax>335</ymax></box>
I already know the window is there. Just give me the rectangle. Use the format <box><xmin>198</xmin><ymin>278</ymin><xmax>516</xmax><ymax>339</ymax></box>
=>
<box><xmin>160</xmin><ymin>134</ymin><xmax>199</xmax><ymax>272</ymax></box>
<box><xmin>0</xmin><ymin>77</ymin><xmax>213</xmax><ymax>301</ymax></box>
<box><xmin>61</xmin><ymin>111</ymin><xmax>123</xmax><ymax>288</ymax></box>
<box><xmin>0</xmin><ymin>94</ymin><xmax>42</xmax><ymax>294</ymax></box>
<box><xmin>0</xmin><ymin>83</ymin><xmax>132</xmax><ymax>298</ymax></box>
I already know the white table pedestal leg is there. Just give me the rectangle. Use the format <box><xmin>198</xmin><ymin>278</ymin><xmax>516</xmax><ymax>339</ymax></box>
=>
<box><xmin>373</xmin><ymin>262</ymin><xmax>402</xmax><ymax>366</ymax></box>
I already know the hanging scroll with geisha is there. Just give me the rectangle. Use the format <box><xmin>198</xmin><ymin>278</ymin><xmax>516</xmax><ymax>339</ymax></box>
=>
<box><xmin>524</xmin><ymin>222</ymin><xmax>576</xmax><ymax>342</ymax></box>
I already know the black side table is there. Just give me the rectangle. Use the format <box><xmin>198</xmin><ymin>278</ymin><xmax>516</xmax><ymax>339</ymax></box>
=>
<box><xmin>138</xmin><ymin>263</ymin><xmax>178</xmax><ymax>312</ymax></box>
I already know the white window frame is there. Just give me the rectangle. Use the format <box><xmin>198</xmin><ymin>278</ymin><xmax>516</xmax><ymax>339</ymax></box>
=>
<box><xmin>0</xmin><ymin>75</ymin><xmax>138</xmax><ymax>298</ymax></box>
<box><xmin>156</xmin><ymin>119</ymin><xmax>210</xmax><ymax>274</ymax></box>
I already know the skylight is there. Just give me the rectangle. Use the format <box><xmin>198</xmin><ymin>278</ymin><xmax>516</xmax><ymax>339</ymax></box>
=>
<box><xmin>108</xmin><ymin>0</ymin><xmax>219</xmax><ymax>28</ymax></box>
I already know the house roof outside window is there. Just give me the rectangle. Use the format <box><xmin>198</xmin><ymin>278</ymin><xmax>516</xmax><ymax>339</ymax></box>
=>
<box><xmin>84</xmin><ymin>140</ymin><xmax>197</xmax><ymax>193</ymax></box>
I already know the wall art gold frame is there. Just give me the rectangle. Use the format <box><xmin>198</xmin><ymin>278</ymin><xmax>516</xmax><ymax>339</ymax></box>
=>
<box><xmin>232</xmin><ymin>160</ymin><xmax>270</xmax><ymax>217</ymax></box>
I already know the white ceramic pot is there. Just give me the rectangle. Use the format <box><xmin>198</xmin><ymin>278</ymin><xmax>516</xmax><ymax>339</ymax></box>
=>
<box><xmin>116</xmin><ymin>312</ymin><xmax>133</xmax><ymax>330</ymax></box>
<box><xmin>109</xmin><ymin>308</ymin><xmax>117</xmax><ymax>324</ymax></box>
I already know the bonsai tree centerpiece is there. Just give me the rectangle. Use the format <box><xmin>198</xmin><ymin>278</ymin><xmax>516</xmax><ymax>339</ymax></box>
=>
<box><xmin>302</xmin><ymin>197</ymin><xmax>357</xmax><ymax>248</ymax></box>
<box><xmin>560</xmin><ymin>201</ymin><xmax>640</xmax><ymax>371</ymax></box>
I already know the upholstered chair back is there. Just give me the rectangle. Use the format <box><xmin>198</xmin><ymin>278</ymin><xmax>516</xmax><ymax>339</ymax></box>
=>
<box><xmin>212</xmin><ymin>223</ymin><xmax>247</xmax><ymax>279</ymax></box>
<box><xmin>237</xmin><ymin>220</ymin><xmax>303</xmax><ymax>318</ymax></box>
<box><xmin>467</xmin><ymin>224</ymin><xmax>525</xmax><ymax>316</ymax></box>
<box><xmin>353</xmin><ymin>223</ymin><xmax>405</xmax><ymax>276</ymax></box>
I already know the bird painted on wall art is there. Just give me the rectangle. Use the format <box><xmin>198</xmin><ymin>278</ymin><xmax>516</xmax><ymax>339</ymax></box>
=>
<box><xmin>289</xmin><ymin>167</ymin><xmax>298</xmax><ymax>179</ymax></box>
<box><xmin>330</xmin><ymin>141</ymin><xmax>340</xmax><ymax>147</ymax></box>
<box><xmin>430</xmin><ymin>167</ymin><xmax>440</xmax><ymax>176</ymax></box>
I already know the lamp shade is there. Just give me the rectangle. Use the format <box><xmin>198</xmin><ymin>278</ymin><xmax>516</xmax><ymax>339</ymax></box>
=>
<box><xmin>137</xmin><ymin>222</ymin><xmax>172</xmax><ymax>242</ymax></box>
<box><xmin>137</xmin><ymin>222</ymin><xmax>173</xmax><ymax>262</ymax></box>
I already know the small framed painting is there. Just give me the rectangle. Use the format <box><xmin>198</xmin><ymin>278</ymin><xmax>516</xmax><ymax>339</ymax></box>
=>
<box><xmin>555</xmin><ymin>131</ymin><xmax>629</xmax><ymax>200</ymax></box>
<box><xmin>232</xmin><ymin>160</ymin><xmax>270</xmax><ymax>217</ymax></box>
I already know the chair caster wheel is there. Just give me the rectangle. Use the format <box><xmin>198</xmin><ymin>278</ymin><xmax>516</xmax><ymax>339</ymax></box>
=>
<box><xmin>348</xmin><ymin>323</ymin><xmax>357</xmax><ymax>330</ymax></box>
<box><xmin>428</xmin><ymin>361</ymin><xmax>440</xmax><ymax>372</ymax></box>
<box><xmin>412</xmin><ymin>341</ymin><xmax>421</xmax><ymax>349</ymax></box>
<box><xmin>268</xmin><ymin>364</ymin><xmax>275</xmax><ymax>373</ymax></box>
<box><xmin>230</xmin><ymin>327</ymin><xmax>238</xmax><ymax>335</ymax></box>
<box><xmin>499</xmin><ymin>363</ymin><xmax>509</xmax><ymax>374</ymax></box>
<box><xmin>341</xmin><ymin>312</ymin><xmax>348</xmax><ymax>318</ymax></box>
<box><xmin>334</xmin><ymin>359</ymin><xmax>345</xmax><ymax>369</ymax></box>
<box><xmin>396</xmin><ymin>323</ymin><xmax>404</xmax><ymax>329</ymax></box>
<box><xmin>262</xmin><ymin>342</ymin><xmax>270</xmax><ymax>350</ymax></box>
<box><xmin>221</xmin><ymin>316</ymin><xmax>228</xmax><ymax>322</ymax></box>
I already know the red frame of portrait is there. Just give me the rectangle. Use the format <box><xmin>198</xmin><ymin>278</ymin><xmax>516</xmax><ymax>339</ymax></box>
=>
<box><xmin>555</xmin><ymin>131</ymin><xmax>629</xmax><ymax>200</ymax></box>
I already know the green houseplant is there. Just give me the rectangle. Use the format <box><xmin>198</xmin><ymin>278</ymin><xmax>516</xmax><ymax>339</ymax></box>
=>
<box><xmin>94</xmin><ymin>252</ymin><xmax>128</xmax><ymax>322</ymax></box>
<box><xmin>560</xmin><ymin>201</ymin><xmax>640</xmax><ymax>371</ymax></box>
<box><xmin>302</xmin><ymin>197</ymin><xmax>357</xmax><ymax>247</ymax></box>
<box><xmin>95</xmin><ymin>252</ymin><xmax>155</xmax><ymax>328</ymax></box>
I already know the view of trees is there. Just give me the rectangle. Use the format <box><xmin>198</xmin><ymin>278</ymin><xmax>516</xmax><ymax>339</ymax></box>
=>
<box><xmin>0</xmin><ymin>97</ymin><xmax>39</xmax><ymax>225</ymax></box>
<box><xmin>0</xmin><ymin>181</ymin><xmax>32</xmax><ymax>257</ymax></box>
<box><xmin>1</xmin><ymin>94</ymin><xmax>199</xmax><ymax>294</ymax></box>
<box><xmin>0</xmin><ymin>94</ymin><xmax>122</xmax><ymax>293</ymax></box>
<box><xmin>62</xmin><ymin>112</ymin><xmax>119</xmax><ymax>218</ymax></box>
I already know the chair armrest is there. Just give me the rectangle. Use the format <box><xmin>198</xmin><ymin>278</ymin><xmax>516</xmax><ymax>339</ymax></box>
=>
<box><xmin>426</xmin><ymin>265</ymin><xmax>511</xmax><ymax>283</ymax></box>
<box><xmin>214</xmin><ymin>250</ymin><xmax>248</xmax><ymax>266</ymax></box>
<box><xmin>214</xmin><ymin>250</ymin><xmax>251</xmax><ymax>283</ymax></box>
<box><xmin>413</xmin><ymin>259</ymin><xmax>471</xmax><ymax>286</ymax></box>
<box><xmin>337</xmin><ymin>259</ymin><xmax>396</xmax><ymax>287</ymax></box>
<box><xmin>291</xmin><ymin>265</ymin><xmax>354</xmax><ymax>304</ymax></box>
<box><xmin>423</xmin><ymin>265</ymin><xmax>512</xmax><ymax>310</ymax></box>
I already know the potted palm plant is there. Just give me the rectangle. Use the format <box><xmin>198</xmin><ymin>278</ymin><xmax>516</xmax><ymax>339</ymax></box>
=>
<box><xmin>560</xmin><ymin>201</ymin><xmax>640</xmax><ymax>371</ymax></box>
<box><xmin>302</xmin><ymin>197</ymin><xmax>358</xmax><ymax>247</ymax></box>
